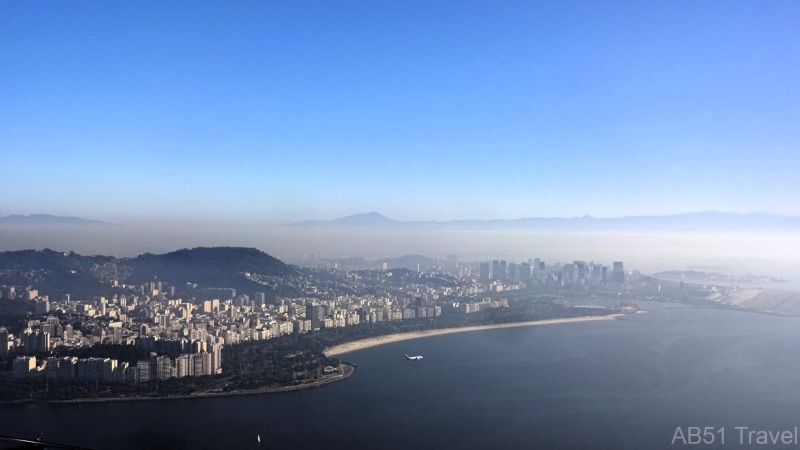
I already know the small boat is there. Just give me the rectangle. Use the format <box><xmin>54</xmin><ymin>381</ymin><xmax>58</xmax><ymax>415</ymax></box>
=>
<box><xmin>257</xmin><ymin>434</ymin><xmax>261</xmax><ymax>443</ymax></box>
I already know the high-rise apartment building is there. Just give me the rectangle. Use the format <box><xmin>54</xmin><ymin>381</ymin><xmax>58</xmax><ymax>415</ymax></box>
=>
<box><xmin>255</xmin><ymin>292</ymin><xmax>266</xmax><ymax>306</ymax></box>
<box><xmin>519</xmin><ymin>263</ymin><xmax>531</xmax><ymax>280</ymax></box>
<box><xmin>508</xmin><ymin>263</ymin><xmax>518</xmax><ymax>282</ymax></box>
<box><xmin>0</xmin><ymin>328</ymin><xmax>8</xmax><ymax>356</ymax></box>
<box><xmin>306</xmin><ymin>303</ymin><xmax>323</xmax><ymax>330</ymax></box>
<box><xmin>613</xmin><ymin>262</ymin><xmax>625</xmax><ymax>283</ymax></box>
<box><xmin>157</xmin><ymin>355</ymin><xmax>172</xmax><ymax>380</ymax></box>
<box><xmin>479</xmin><ymin>263</ymin><xmax>490</xmax><ymax>282</ymax></box>
<box><xmin>137</xmin><ymin>361</ymin><xmax>150</xmax><ymax>383</ymax></box>
<box><xmin>12</xmin><ymin>356</ymin><xmax>36</xmax><ymax>379</ymax></box>
<box><xmin>574</xmin><ymin>261</ymin><xmax>587</xmax><ymax>280</ymax></box>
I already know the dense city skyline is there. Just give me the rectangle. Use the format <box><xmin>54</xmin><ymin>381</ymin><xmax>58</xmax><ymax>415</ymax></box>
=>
<box><xmin>2</xmin><ymin>1</ymin><xmax>800</xmax><ymax>222</ymax></box>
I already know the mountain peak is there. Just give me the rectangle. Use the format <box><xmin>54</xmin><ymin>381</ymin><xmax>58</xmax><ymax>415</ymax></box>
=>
<box><xmin>0</xmin><ymin>214</ymin><xmax>109</xmax><ymax>225</ymax></box>
<box><xmin>295</xmin><ymin>212</ymin><xmax>398</xmax><ymax>226</ymax></box>
<box><xmin>341</xmin><ymin>211</ymin><xmax>386</xmax><ymax>219</ymax></box>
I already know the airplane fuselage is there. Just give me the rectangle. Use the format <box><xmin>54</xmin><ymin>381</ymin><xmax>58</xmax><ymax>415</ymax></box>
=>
<box><xmin>405</xmin><ymin>354</ymin><xmax>423</xmax><ymax>361</ymax></box>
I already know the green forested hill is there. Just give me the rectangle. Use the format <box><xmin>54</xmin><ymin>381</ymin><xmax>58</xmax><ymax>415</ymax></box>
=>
<box><xmin>0</xmin><ymin>247</ymin><xmax>296</xmax><ymax>301</ymax></box>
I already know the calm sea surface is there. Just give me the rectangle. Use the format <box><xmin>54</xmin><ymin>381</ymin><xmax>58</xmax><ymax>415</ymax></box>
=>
<box><xmin>3</xmin><ymin>301</ymin><xmax>800</xmax><ymax>449</ymax></box>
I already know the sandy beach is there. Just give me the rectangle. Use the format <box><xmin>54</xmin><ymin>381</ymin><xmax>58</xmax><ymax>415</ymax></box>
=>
<box><xmin>325</xmin><ymin>314</ymin><xmax>624</xmax><ymax>356</ymax></box>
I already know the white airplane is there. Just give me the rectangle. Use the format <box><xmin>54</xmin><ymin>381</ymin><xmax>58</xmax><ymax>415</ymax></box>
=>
<box><xmin>405</xmin><ymin>354</ymin><xmax>423</xmax><ymax>361</ymax></box>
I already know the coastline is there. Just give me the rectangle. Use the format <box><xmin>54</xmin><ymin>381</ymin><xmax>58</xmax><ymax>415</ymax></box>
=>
<box><xmin>2</xmin><ymin>314</ymin><xmax>629</xmax><ymax>404</ymax></box>
<box><xmin>1</xmin><ymin>363</ymin><xmax>357</xmax><ymax>405</ymax></box>
<box><xmin>325</xmin><ymin>314</ymin><xmax>625</xmax><ymax>357</ymax></box>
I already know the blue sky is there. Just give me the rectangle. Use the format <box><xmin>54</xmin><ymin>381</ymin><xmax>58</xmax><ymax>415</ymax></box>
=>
<box><xmin>1</xmin><ymin>1</ymin><xmax>798</xmax><ymax>223</ymax></box>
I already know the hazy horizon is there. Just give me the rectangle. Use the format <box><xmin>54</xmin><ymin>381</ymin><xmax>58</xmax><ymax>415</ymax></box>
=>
<box><xmin>1</xmin><ymin>223</ymin><xmax>798</xmax><ymax>285</ymax></box>
<box><xmin>4</xmin><ymin>209</ymin><xmax>800</xmax><ymax>226</ymax></box>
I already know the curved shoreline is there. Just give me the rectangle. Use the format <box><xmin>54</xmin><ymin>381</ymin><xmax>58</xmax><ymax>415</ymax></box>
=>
<box><xmin>2</xmin><ymin>314</ymin><xmax>628</xmax><ymax>404</ymax></box>
<box><xmin>325</xmin><ymin>314</ymin><xmax>626</xmax><ymax>357</ymax></box>
<box><xmin>1</xmin><ymin>364</ymin><xmax>357</xmax><ymax>405</ymax></box>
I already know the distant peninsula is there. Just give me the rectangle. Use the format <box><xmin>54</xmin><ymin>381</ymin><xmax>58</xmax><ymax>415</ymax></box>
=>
<box><xmin>654</xmin><ymin>270</ymin><xmax>789</xmax><ymax>284</ymax></box>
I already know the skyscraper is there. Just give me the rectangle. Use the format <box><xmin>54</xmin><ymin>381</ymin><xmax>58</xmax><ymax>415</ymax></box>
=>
<box><xmin>36</xmin><ymin>331</ymin><xmax>50</xmax><ymax>353</ymax></box>
<box><xmin>306</xmin><ymin>303</ymin><xmax>323</xmax><ymax>330</ymax></box>
<box><xmin>157</xmin><ymin>355</ymin><xmax>172</xmax><ymax>380</ymax></box>
<box><xmin>508</xmin><ymin>263</ymin><xmax>518</xmax><ymax>282</ymax></box>
<box><xmin>613</xmin><ymin>262</ymin><xmax>625</xmax><ymax>283</ymax></box>
<box><xmin>0</xmin><ymin>328</ymin><xmax>8</xmax><ymax>356</ymax></box>
<box><xmin>255</xmin><ymin>292</ymin><xmax>266</xmax><ymax>306</ymax></box>
<box><xmin>563</xmin><ymin>264</ymin><xmax>576</xmax><ymax>281</ymax></box>
<box><xmin>479</xmin><ymin>262</ymin><xmax>491</xmax><ymax>282</ymax></box>
<box><xmin>176</xmin><ymin>354</ymin><xmax>190</xmax><ymax>378</ymax></box>
<box><xmin>574</xmin><ymin>261</ymin><xmax>587</xmax><ymax>280</ymax></box>
<box><xmin>149</xmin><ymin>352</ymin><xmax>158</xmax><ymax>381</ymax></box>
<box><xmin>137</xmin><ymin>360</ymin><xmax>150</xmax><ymax>383</ymax></box>
<box><xmin>210</xmin><ymin>343</ymin><xmax>223</xmax><ymax>374</ymax></box>
<box><xmin>21</xmin><ymin>329</ymin><xmax>50</xmax><ymax>354</ymax></box>
<box><xmin>519</xmin><ymin>263</ymin><xmax>531</xmax><ymax>280</ymax></box>
<box><xmin>192</xmin><ymin>353</ymin><xmax>205</xmax><ymax>377</ymax></box>
<box><xmin>491</xmin><ymin>260</ymin><xmax>500</xmax><ymax>279</ymax></box>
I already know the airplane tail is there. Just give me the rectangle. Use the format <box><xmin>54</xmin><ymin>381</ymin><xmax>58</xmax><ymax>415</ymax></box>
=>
<box><xmin>404</xmin><ymin>354</ymin><xmax>409</xmax><ymax>359</ymax></box>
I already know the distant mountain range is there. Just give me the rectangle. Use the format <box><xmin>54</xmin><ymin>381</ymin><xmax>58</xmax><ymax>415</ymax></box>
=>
<box><xmin>295</xmin><ymin>211</ymin><xmax>800</xmax><ymax>230</ymax></box>
<box><xmin>297</xmin><ymin>212</ymin><xmax>399</xmax><ymax>226</ymax></box>
<box><xmin>0</xmin><ymin>214</ymin><xmax>109</xmax><ymax>225</ymax></box>
<box><xmin>4</xmin><ymin>212</ymin><xmax>798</xmax><ymax>230</ymax></box>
